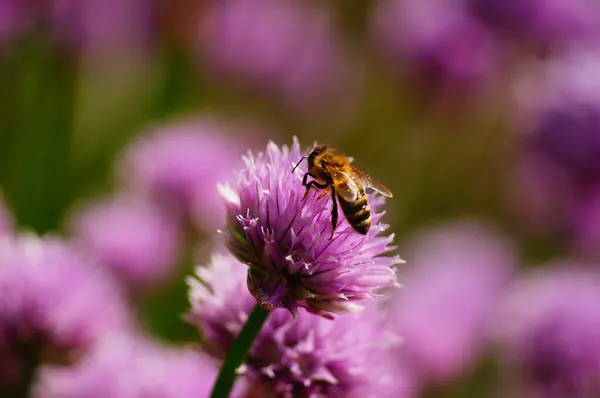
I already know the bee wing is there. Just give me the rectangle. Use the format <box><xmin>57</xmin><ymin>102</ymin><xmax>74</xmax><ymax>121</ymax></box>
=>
<box><xmin>334</xmin><ymin>171</ymin><xmax>361</xmax><ymax>202</ymax></box>
<box><xmin>350</xmin><ymin>166</ymin><xmax>393</xmax><ymax>198</ymax></box>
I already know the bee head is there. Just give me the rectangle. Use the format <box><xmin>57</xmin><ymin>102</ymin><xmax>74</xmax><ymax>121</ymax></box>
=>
<box><xmin>308</xmin><ymin>145</ymin><xmax>327</xmax><ymax>167</ymax></box>
<box><xmin>291</xmin><ymin>144</ymin><xmax>328</xmax><ymax>175</ymax></box>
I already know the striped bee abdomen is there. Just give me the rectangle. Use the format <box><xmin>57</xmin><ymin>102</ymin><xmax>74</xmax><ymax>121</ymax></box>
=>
<box><xmin>339</xmin><ymin>190</ymin><xmax>371</xmax><ymax>234</ymax></box>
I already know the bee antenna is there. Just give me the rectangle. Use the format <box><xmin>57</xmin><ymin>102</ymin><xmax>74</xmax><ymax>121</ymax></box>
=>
<box><xmin>291</xmin><ymin>156</ymin><xmax>307</xmax><ymax>174</ymax></box>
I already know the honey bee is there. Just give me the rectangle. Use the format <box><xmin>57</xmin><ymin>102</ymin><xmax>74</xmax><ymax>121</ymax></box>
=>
<box><xmin>292</xmin><ymin>145</ymin><xmax>393</xmax><ymax>239</ymax></box>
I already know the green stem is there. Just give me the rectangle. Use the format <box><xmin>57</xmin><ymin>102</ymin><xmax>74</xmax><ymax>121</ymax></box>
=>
<box><xmin>1</xmin><ymin>38</ymin><xmax>76</xmax><ymax>233</ymax></box>
<box><xmin>3</xmin><ymin>342</ymin><xmax>42</xmax><ymax>398</ymax></box>
<box><xmin>210</xmin><ymin>304</ymin><xmax>270</xmax><ymax>398</ymax></box>
<box><xmin>18</xmin><ymin>347</ymin><xmax>40</xmax><ymax>398</ymax></box>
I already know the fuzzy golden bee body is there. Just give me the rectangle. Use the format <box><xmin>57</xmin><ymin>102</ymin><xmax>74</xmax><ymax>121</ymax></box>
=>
<box><xmin>293</xmin><ymin>145</ymin><xmax>393</xmax><ymax>239</ymax></box>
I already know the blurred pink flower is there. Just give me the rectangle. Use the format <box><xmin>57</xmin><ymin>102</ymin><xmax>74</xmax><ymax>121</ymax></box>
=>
<box><xmin>385</xmin><ymin>221</ymin><xmax>515</xmax><ymax>384</ymax></box>
<box><xmin>0</xmin><ymin>0</ymin><xmax>20</xmax><ymax>41</ymax></box>
<box><xmin>510</xmin><ymin>152</ymin><xmax>574</xmax><ymax>235</ymax></box>
<box><xmin>494</xmin><ymin>265</ymin><xmax>600</xmax><ymax>397</ymax></box>
<box><xmin>0</xmin><ymin>234</ymin><xmax>129</xmax><ymax>388</ymax></box>
<box><xmin>52</xmin><ymin>0</ymin><xmax>156</xmax><ymax>54</ymax></box>
<box><xmin>199</xmin><ymin>0</ymin><xmax>357</xmax><ymax>111</ymax></box>
<box><xmin>70</xmin><ymin>195</ymin><xmax>181</xmax><ymax>291</ymax></box>
<box><xmin>515</xmin><ymin>48</ymin><xmax>600</xmax><ymax>247</ymax></box>
<box><xmin>0</xmin><ymin>0</ymin><xmax>155</xmax><ymax>53</ymax></box>
<box><xmin>520</xmin><ymin>47</ymin><xmax>600</xmax><ymax>184</ymax></box>
<box><xmin>469</xmin><ymin>0</ymin><xmax>600</xmax><ymax>51</ymax></box>
<box><xmin>373</xmin><ymin>0</ymin><xmax>502</xmax><ymax>95</ymax></box>
<box><xmin>571</xmin><ymin>187</ymin><xmax>600</xmax><ymax>257</ymax></box>
<box><xmin>118</xmin><ymin>117</ymin><xmax>250</xmax><ymax>233</ymax></box>
<box><xmin>34</xmin><ymin>332</ymin><xmax>231</xmax><ymax>398</ymax></box>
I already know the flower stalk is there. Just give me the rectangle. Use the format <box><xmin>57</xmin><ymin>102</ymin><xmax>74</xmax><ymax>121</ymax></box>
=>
<box><xmin>17</xmin><ymin>344</ymin><xmax>41</xmax><ymax>398</ymax></box>
<box><xmin>210</xmin><ymin>304</ymin><xmax>270</xmax><ymax>398</ymax></box>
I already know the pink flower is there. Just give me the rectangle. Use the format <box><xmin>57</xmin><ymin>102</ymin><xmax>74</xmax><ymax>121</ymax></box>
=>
<box><xmin>34</xmin><ymin>332</ymin><xmax>231</xmax><ymax>398</ymax></box>
<box><xmin>187</xmin><ymin>250</ymin><xmax>414</xmax><ymax>398</ymax></box>
<box><xmin>385</xmin><ymin>221</ymin><xmax>515</xmax><ymax>384</ymax></box>
<box><xmin>494</xmin><ymin>265</ymin><xmax>600</xmax><ymax>397</ymax></box>
<box><xmin>70</xmin><ymin>195</ymin><xmax>181</xmax><ymax>291</ymax></box>
<box><xmin>0</xmin><ymin>234</ymin><xmax>129</xmax><ymax>387</ymax></box>
<box><xmin>219</xmin><ymin>138</ymin><xmax>399</xmax><ymax>317</ymax></box>
<box><xmin>118</xmin><ymin>117</ymin><xmax>250</xmax><ymax>232</ymax></box>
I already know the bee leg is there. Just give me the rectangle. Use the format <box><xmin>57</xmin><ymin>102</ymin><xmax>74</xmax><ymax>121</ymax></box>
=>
<box><xmin>302</xmin><ymin>172</ymin><xmax>316</xmax><ymax>187</ymax></box>
<box><xmin>317</xmin><ymin>190</ymin><xmax>329</xmax><ymax>200</ymax></box>
<box><xmin>301</xmin><ymin>173</ymin><xmax>329</xmax><ymax>201</ymax></box>
<box><xmin>329</xmin><ymin>186</ymin><xmax>338</xmax><ymax>240</ymax></box>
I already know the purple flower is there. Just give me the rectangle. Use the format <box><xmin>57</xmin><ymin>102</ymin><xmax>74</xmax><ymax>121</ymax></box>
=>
<box><xmin>199</xmin><ymin>0</ymin><xmax>356</xmax><ymax>110</ymax></box>
<box><xmin>34</xmin><ymin>332</ymin><xmax>229</xmax><ymax>398</ymax></box>
<box><xmin>521</xmin><ymin>49</ymin><xmax>600</xmax><ymax>185</ymax></box>
<box><xmin>0</xmin><ymin>0</ymin><xmax>155</xmax><ymax>53</ymax></box>
<box><xmin>187</xmin><ymin>251</ymin><xmax>414</xmax><ymax>398</ymax></box>
<box><xmin>530</xmin><ymin>107</ymin><xmax>600</xmax><ymax>184</ymax></box>
<box><xmin>469</xmin><ymin>0</ymin><xmax>600</xmax><ymax>50</ymax></box>
<box><xmin>0</xmin><ymin>234</ymin><xmax>129</xmax><ymax>387</ymax></box>
<box><xmin>510</xmin><ymin>153</ymin><xmax>575</xmax><ymax>235</ymax></box>
<box><xmin>494</xmin><ymin>265</ymin><xmax>600</xmax><ymax>397</ymax></box>
<box><xmin>514</xmin><ymin>49</ymin><xmax>600</xmax><ymax>242</ymax></box>
<box><xmin>186</xmin><ymin>252</ymin><xmax>256</xmax><ymax>358</ymax></box>
<box><xmin>118</xmin><ymin>117</ymin><xmax>250</xmax><ymax>233</ymax></box>
<box><xmin>218</xmin><ymin>138</ymin><xmax>399</xmax><ymax>316</ymax></box>
<box><xmin>372</xmin><ymin>0</ymin><xmax>502</xmax><ymax>94</ymax></box>
<box><xmin>0</xmin><ymin>0</ymin><xmax>45</xmax><ymax>43</ymax></box>
<box><xmin>0</xmin><ymin>0</ymin><xmax>20</xmax><ymax>42</ymax></box>
<box><xmin>70</xmin><ymin>195</ymin><xmax>181</xmax><ymax>291</ymax></box>
<box><xmin>572</xmin><ymin>187</ymin><xmax>600</xmax><ymax>256</ymax></box>
<box><xmin>51</xmin><ymin>0</ymin><xmax>156</xmax><ymax>54</ymax></box>
<box><xmin>385</xmin><ymin>221</ymin><xmax>515</xmax><ymax>383</ymax></box>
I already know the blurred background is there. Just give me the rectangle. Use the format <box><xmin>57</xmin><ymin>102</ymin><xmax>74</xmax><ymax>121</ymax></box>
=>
<box><xmin>2</xmin><ymin>0</ymin><xmax>600</xmax><ymax>397</ymax></box>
